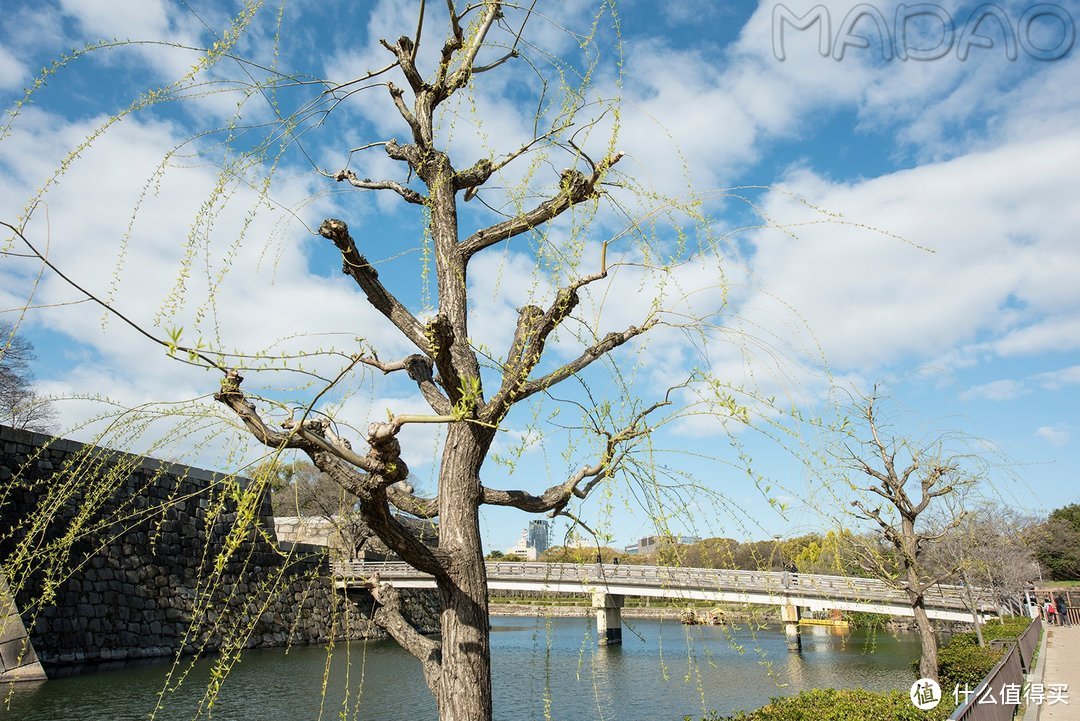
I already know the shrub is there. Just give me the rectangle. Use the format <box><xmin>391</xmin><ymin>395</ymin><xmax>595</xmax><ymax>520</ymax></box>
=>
<box><xmin>693</xmin><ymin>688</ymin><xmax>952</xmax><ymax>721</ymax></box>
<box><xmin>937</xmin><ymin>643</ymin><xmax>1006</xmax><ymax>690</ymax></box>
<box><xmin>935</xmin><ymin>616</ymin><xmax>1031</xmax><ymax>690</ymax></box>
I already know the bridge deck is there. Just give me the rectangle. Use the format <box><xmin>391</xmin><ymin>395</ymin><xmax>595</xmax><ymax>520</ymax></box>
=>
<box><xmin>332</xmin><ymin>561</ymin><xmax>995</xmax><ymax>623</ymax></box>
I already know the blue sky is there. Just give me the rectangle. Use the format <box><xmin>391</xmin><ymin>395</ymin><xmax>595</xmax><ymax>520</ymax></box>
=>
<box><xmin>1</xmin><ymin>0</ymin><xmax>1078</xmax><ymax>553</ymax></box>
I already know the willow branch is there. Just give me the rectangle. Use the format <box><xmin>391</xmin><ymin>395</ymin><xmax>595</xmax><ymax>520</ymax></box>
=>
<box><xmin>446</xmin><ymin>1</ymin><xmax>502</xmax><ymax>93</ymax></box>
<box><xmin>455</xmin><ymin>123</ymin><xmax>571</xmax><ymax>199</ymax></box>
<box><xmin>4</xmin><ymin>220</ymin><xmax>223</xmax><ymax>370</ymax></box>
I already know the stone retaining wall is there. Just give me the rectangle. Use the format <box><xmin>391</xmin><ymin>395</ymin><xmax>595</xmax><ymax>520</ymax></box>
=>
<box><xmin>0</xmin><ymin>424</ymin><xmax>439</xmax><ymax>671</ymax></box>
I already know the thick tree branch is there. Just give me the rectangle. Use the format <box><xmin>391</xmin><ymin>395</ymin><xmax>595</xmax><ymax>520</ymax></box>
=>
<box><xmin>387</xmin><ymin>483</ymin><xmax>441</xmax><ymax>518</ymax></box>
<box><xmin>380</xmin><ymin>37</ymin><xmax>426</xmax><ymax>93</ymax></box>
<box><xmin>307</xmin><ymin>418</ymin><xmax>450</xmax><ymax>576</ymax></box>
<box><xmin>459</xmin><ymin>153</ymin><xmax>624</xmax><ymax>257</ymax></box>
<box><xmin>385</xmin><ymin>139</ymin><xmax>423</xmax><ymax>169</ymax></box>
<box><xmin>214</xmin><ymin>373</ymin><xmax>448</xmax><ymax>570</ymax></box>
<box><xmin>481</xmin><ymin>459</ymin><xmax>610</xmax><ymax>515</ymax></box>
<box><xmin>385</xmin><ymin>81</ymin><xmax>425</xmax><ymax>143</ymax></box>
<box><xmin>485</xmin><ymin>265</ymin><xmax>609</xmax><ymax>420</ymax></box>
<box><xmin>424</xmin><ymin>313</ymin><xmax>464</xmax><ymax>405</ymax></box>
<box><xmin>213</xmin><ymin>370</ymin><xmax>385</xmax><ymax>475</ymax></box>
<box><xmin>511</xmin><ymin>317</ymin><xmax>658</xmax><ymax>404</ymax></box>
<box><xmin>434</xmin><ymin>11</ymin><xmax>464</xmax><ymax>94</ymax></box>
<box><xmin>369</xmin><ymin>579</ymin><xmax>443</xmax><ymax>698</ymax></box>
<box><xmin>318</xmin><ymin>219</ymin><xmax>430</xmax><ymax>354</ymax></box>
<box><xmin>444</xmin><ymin>1</ymin><xmax>502</xmax><ymax>95</ymax></box>
<box><xmin>335</xmin><ymin>169</ymin><xmax>426</xmax><ymax>205</ymax></box>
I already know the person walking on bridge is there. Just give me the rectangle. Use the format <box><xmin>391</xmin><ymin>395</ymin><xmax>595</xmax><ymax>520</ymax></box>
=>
<box><xmin>1055</xmin><ymin>595</ymin><xmax>1070</xmax><ymax>626</ymax></box>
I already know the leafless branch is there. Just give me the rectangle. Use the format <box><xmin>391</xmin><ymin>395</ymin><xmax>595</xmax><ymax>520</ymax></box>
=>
<box><xmin>318</xmin><ymin>219</ymin><xmax>431</xmax><ymax>355</ymax></box>
<box><xmin>335</xmin><ymin>169</ymin><xmax>426</xmax><ymax>205</ymax></box>
<box><xmin>481</xmin><ymin>399</ymin><xmax>668</xmax><ymax>514</ymax></box>
<box><xmin>370</xmin><ymin>580</ymin><xmax>442</xmax><ymax>697</ymax></box>
<box><xmin>459</xmin><ymin>152</ymin><xmax>624</xmax><ymax>257</ymax></box>
<box><xmin>355</xmin><ymin>353</ymin><xmax>451</xmax><ymax>415</ymax></box>
<box><xmin>485</xmin><ymin>259</ymin><xmax>610</xmax><ymax>420</ymax></box>
<box><xmin>511</xmin><ymin>317</ymin><xmax>658</xmax><ymax>404</ymax></box>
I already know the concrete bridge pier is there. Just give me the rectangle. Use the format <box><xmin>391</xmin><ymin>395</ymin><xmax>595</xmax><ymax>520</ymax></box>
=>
<box><xmin>781</xmin><ymin>601</ymin><xmax>801</xmax><ymax>652</ymax></box>
<box><xmin>1</xmin><ymin>574</ymin><xmax>47</xmax><ymax>682</ymax></box>
<box><xmin>593</xmin><ymin>591</ymin><xmax>624</xmax><ymax>646</ymax></box>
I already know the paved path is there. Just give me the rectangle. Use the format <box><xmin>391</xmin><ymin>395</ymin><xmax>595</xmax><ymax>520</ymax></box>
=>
<box><xmin>1040</xmin><ymin>624</ymin><xmax>1080</xmax><ymax>720</ymax></box>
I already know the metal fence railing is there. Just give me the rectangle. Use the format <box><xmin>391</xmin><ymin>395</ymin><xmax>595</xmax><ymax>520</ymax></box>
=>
<box><xmin>1017</xmin><ymin>618</ymin><xmax>1043</xmax><ymax>672</ymax></box>
<box><xmin>949</xmin><ymin>618</ymin><xmax>1041</xmax><ymax>721</ymax></box>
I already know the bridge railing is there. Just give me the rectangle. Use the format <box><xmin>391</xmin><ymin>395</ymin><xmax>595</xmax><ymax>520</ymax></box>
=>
<box><xmin>331</xmin><ymin>560</ymin><xmax>991</xmax><ymax>612</ymax></box>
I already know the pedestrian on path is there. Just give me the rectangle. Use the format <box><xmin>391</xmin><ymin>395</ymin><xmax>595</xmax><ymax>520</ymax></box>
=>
<box><xmin>1045</xmin><ymin>596</ymin><xmax>1059</xmax><ymax>625</ymax></box>
<box><xmin>1055</xmin><ymin>595</ymin><xmax>1070</xmax><ymax>627</ymax></box>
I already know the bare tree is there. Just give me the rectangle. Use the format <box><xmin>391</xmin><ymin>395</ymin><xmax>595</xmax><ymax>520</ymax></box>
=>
<box><xmin>0</xmin><ymin>320</ymin><xmax>56</xmax><ymax>432</ymax></box>
<box><xmin>1</xmin><ymin>4</ymin><xmax>778</xmax><ymax>720</ymax></box>
<box><xmin>843</xmin><ymin>390</ymin><xmax>975</xmax><ymax>682</ymax></box>
<box><xmin>197</xmin><ymin>6</ymin><xmax>682</xmax><ymax>720</ymax></box>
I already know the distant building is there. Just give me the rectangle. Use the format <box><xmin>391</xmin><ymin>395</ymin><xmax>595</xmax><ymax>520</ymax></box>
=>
<box><xmin>527</xmin><ymin>519</ymin><xmax>550</xmax><ymax>555</ymax></box>
<box><xmin>505</xmin><ymin>519</ymin><xmax>551</xmax><ymax>560</ymax></box>
<box><xmin>626</xmin><ymin>534</ymin><xmax>700</xmax><ymax>555</ymax></box>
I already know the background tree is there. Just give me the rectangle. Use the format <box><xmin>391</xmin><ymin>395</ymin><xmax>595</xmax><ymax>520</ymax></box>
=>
<box><xmin>261</xmin><ymin>459</ymin><xmax>373</xmax><ymax>561</ymax></box>
<box><xmin>842</xmin><ymin>391</ymin><xmax>978</xmax><ymax>682</ymax></box>
<box><xmin>1031</xmin><ymin>503</ymin><xmax>1080</xmax><ymax>581</ymax></box>
<box><xmin>926</xmin><ymin>501</ymin><xmax>1040</xmax><ymax>633</ymax></box>
<box><xmin>0</xmin><ymin>320</ymin><xmax>56</xmax><ymax>432</ymax></box>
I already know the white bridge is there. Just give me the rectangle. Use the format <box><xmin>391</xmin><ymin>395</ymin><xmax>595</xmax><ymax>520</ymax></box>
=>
<box><xmin>332</xmin><ymin>561</ymin><xmax>995</xmax><ymax>648</ymax></box>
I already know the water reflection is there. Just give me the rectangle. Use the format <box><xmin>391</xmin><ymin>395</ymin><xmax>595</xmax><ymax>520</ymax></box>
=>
<box><xmin>4</xmin><ymin>617</ymin><xmax>922</xmax><ymax>721</ymax></box>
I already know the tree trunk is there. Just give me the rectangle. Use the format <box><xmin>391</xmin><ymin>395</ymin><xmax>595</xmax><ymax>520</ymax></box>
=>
<box><xmin>436</xmin><ymin>423</ymin><xmax>495</xmax><ymax>721</ymax></box>
<box><xmin>912</xmin><ymin>601</ymin><xmax>939</xmax><ymax>681</ymax></box>
<box><xmin>962</xmin><ymin>569</ymin><xmax>985</xmax><ymax>646</ymax></box>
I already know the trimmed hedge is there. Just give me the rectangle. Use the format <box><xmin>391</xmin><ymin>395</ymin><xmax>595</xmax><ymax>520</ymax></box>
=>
<box><xmin>937</xmin><ymin>643</ymin><xmax>1007</xmax><ymax>689</ymax></box>
<box><xmin>936</xmin><ymin>616</ymin><xmax>1032</xmax><ymax>690</ymax></box>
<box><xmin>694</xmin><ymin>688</ymin><xmax>951</xmax><ymax>721</ymax></box>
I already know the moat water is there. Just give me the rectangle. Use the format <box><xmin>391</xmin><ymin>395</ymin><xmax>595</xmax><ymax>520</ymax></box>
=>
<box><xmin>3</xmin><ymin>616</ymin><xmax>922</xmax><ymax>720</ymax></box>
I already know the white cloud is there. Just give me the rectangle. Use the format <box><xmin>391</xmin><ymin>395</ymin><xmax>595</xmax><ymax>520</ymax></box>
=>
<box><xmin>0</xmin><ymin>44</ymin><xmax>27</xmax><ymax>91</ymax></box>
<box><xmin>961</xmin><ymin>379</ymin><xmax>1026</xmax><ymax>402</ymax></box>
<box><xmin>1035</xmin><ymin>426</ymin><xmax>1069</xmax><ymax>447</ymax></box>
<box><xmin>59</xmin><ymin>0</ymin><xmax>172</xmax><ymax>41</ymax></box>
<box><xmin>0</xmin><ymin>108</ymin><xmax>425</xmax><ymax>451</ymax></box>
<box><xmin>1036</xmin><ymin>365</ymin><xmax>1080</xmax><ymax>390</ymax></box>
<box><xmin>735</xmin><ymin>127</ymin><xmax>1080</xmax><ymax>371</ymax></box>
